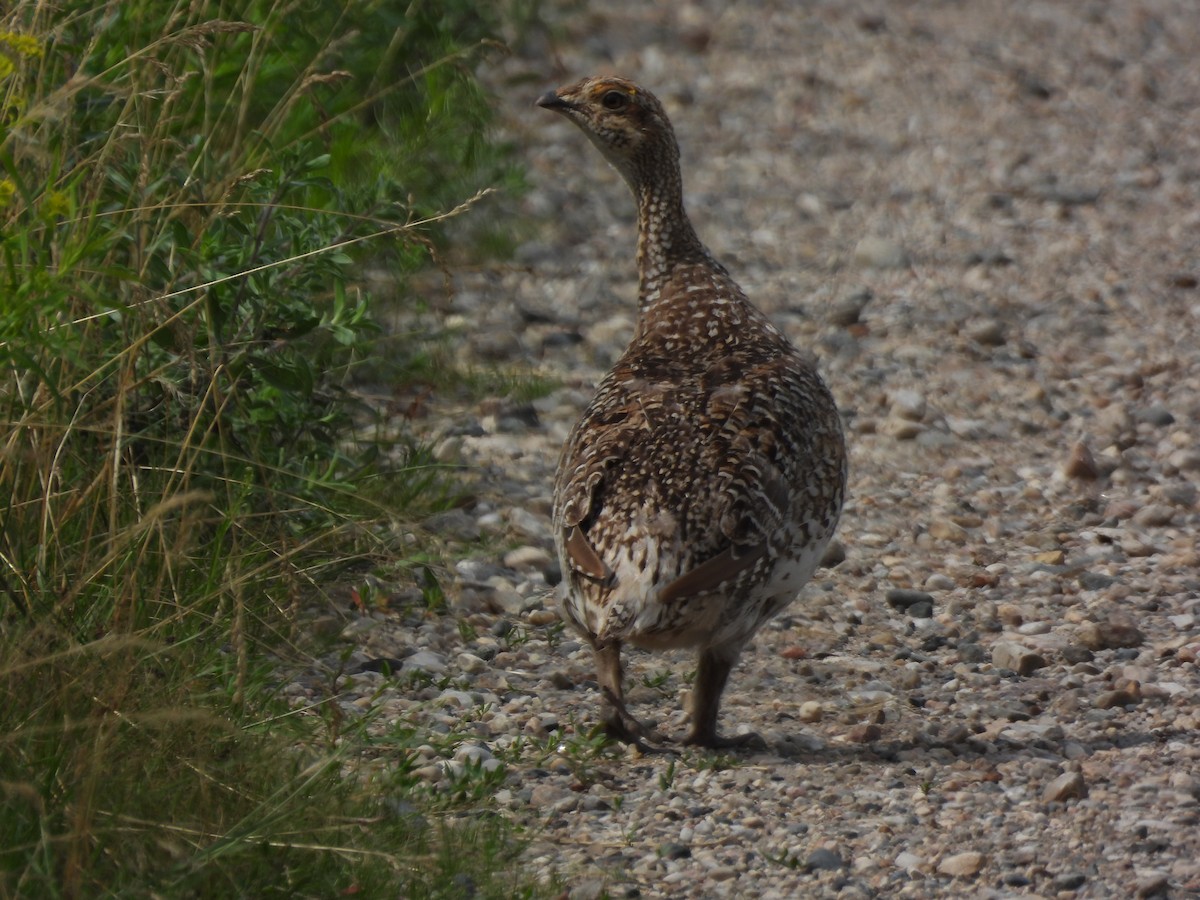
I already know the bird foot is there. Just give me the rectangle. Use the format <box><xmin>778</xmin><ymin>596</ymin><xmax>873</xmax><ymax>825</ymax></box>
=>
<box><xmin>682</xmin><ymin>728</ymin><xmax>768</xmax><ymax>751</ymax></box>
<box><xmin>602</xmin><ymin>712</ymin><xmax>674</xmax><ymax>754</ymax></box>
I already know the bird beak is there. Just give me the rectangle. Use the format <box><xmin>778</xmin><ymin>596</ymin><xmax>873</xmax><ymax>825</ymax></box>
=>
<box><xmin>536</xmin><ymin>89</ymin><xmax>573</xmax><ymax>112</ymax></box>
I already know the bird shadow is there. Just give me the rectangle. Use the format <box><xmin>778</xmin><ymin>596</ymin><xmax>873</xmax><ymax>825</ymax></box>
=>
<box><xmin>752</xmin><ymin>724</ymin><xmax>1189</xmax><ymax>767</ymax></box>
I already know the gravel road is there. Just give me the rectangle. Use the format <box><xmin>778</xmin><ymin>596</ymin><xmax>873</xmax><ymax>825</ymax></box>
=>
<box><xmin>293</xmin><ymin>2</ymin><xmax>1200</xmax><ymax>896</ymax></box>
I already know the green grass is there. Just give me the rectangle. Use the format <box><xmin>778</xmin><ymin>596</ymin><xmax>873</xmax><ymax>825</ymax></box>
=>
<box><xmin>0</xmin><ymin>1</ymin><xmax>556</xmax><ymax>896</ymax></box>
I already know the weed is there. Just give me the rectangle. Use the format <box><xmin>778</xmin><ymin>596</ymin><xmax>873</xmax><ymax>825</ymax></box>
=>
<box><xmin>457</xmin><ymin>617</ymin><xmax>480</xmax><ymax>643</ymax></box>
<box><xmin>502</xmin><ymin>623</ymin><xmax>532</xmax><ymax>650</ymax></box>
<box><xmin>687</xmin><ymin>750</ymin><xmax>741</xmax><ymax>772</ymax></box>
<box><xmin>764</xmin><ymin>848</ymin><xmax>805</xmax><ymax>870</ymax></box>
<box><xmin>641</xmin><ymin>668</ymin><xmax>674</xmax><ymax>694</ymax></box>
<box><xmin>658</xmin><ymin>757</ymin><xmax>677</xmax><ymax>791</ymax></box>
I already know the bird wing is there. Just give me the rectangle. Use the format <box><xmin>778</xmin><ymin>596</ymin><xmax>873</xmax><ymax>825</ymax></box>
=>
<box><xmin>554</xmin><ymin>348</ymin><xmax>811</xmax><ymax>601</ymax></box>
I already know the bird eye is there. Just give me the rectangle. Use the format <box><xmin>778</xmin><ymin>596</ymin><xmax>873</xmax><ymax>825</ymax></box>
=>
<box><xmin>601</xmin><ymin>90</ymin><xmax>628</xmax><ymax>111</ymax></box>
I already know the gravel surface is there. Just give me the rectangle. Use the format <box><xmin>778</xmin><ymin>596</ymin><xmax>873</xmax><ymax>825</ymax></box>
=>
<box><xmin>290</xmin><ymin>2</ymin><xmax>1200</xmax><ymax>896</ymax></box>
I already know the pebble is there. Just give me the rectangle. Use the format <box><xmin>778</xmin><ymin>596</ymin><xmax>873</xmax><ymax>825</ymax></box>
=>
<box><xmin>1043</xmin><ymin>771</ymin><xmax>1088</xmax><ymax>802</ymax></box>
<box><xmin>853</xmin><ymin>235</ymin><xmax>909</xmax><ymax>269</ymax></box>
<box><xmin>886</xmin><ymin>588</ymin><xmax>935</xmax><ymax>612</ymax></box>
<box><xmin>1077</xmin><ymin>618</ymin><xmax>1145</xmax><ymax>650</ymax></box>
<box><xmin>1063</xmin><ymin>441</ymin><xmax>1100</xmax><ymax>480</ymax></box>
<box><xmin>992</xmin><ymin>641</ymin><xmax>1048</xmax><ymax>676</ymax></box>
<box><xmin>880</xmin><ymin>417</ymin><xmax>924</xmax><ymax>440</ymax></box>
<box><xmin>966</xmin><ymin>318</ymin><xmax>1006</xmax><ymax>346</ymax></box>
<box><xmin>1053</xmin><ymin>872</ymin><xmax>1088</xmax><ymax>891</ymax></box>
<box><xmin>845</xmin><ymin>723</ymin><xmax>882</xmax><ymax>743</ymax></box>
<box><xmin>924</xmin><ymin>573</ymin><xmax>956</xmax><ymax>591</ymax></box>
<box><xmin>828</xmin><ymin>289</ymin><xmax>872</xmax><ymax>326</ymax></box>
<box><xmin>503</xmin><ymin>545</ymin><xmax>554</xmax><ymax>569</ymax></box>
<box><xmin>1135</xmin><ymin>871</ymin><xmax>1171</xmax><ymax>898</ymax></box>
<box><xmin>798</xmin><ymin>700</ymin><xmax>824</xmax><ymax>722</ymax></box>
<box><xmin>1095</xmin><ymin>689</ymin><xmax>1139</xmax><ymax>709</ymax></box>
<box><xmin>937</xmin><ymin>851</ymin><xmax>985</xmax><ymax>877</ymax></box>
<box><xmin>927</xmin><ymin>519</ymin><xmax>969</xmax><ymax>542</ymax></box>
<box><xmin>403</xmin><ymin>650</ymin><xmax>447</xmax><ymax>674</ymax></box>
<box><xmin>889</xmin><ymin>389</ymin><xmax>927</xmax><ymax>422</ymax></box>
<box><xmin>1132</xmin><ymin>504</ymin><xmax>1175</xmax><ymax>527</ymax></box>
<box><xmin>806</xmin><ymin>848</ymin><xmax>845</xmax><ymax>871</ymax></box>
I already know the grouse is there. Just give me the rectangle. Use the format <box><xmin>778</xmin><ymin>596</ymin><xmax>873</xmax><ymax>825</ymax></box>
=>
<box><xmin>537</xmin><ymin>76</ymin><xmax>847</xmax><ymax>748</ymax></box>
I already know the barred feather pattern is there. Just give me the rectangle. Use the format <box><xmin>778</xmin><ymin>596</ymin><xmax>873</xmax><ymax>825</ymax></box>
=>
<box><xmin>554</xmin><ymin>262</ymin><xmax>846</xmax><ymax>650</ymax></box>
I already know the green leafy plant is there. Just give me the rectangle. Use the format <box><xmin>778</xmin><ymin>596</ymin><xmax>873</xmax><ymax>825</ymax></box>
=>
<box><xmin>0</xmin><ymin>0</ymin><xmax>551</xmax><ymax>896</ymax></box>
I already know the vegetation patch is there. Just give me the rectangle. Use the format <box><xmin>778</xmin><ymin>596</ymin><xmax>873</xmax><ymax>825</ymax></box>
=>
<box><xmin>0</xmin><ymin>0</ymin><xmax>552</xmax><ymax>895</ymax></box>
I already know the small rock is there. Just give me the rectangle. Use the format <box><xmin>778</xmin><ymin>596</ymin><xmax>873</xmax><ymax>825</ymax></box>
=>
<box><xmin>1078</xmin><ymin>571</ymin><xmax>1115</xmax><ymax>591</ymax></box>
<box><xmin>820</xmin><ymin>539</ymin><xmax>847</xmax><ymax>568</ymax></box>
<box><xmin>907</xmin><ymin>601</ymin><xmax>934</xmax><ymax>619</ymax></box>
<box><xmin>1061</xmin><ymin>644</ymin><xmax>1094</xmax><ymax>664</ymax></box>
<box><xmin>966</xmin><ymin>318</ymin><xmax>1006</xmax><ymax>346</ymax></box>
<box><xmin>1135</xmin><ymin>405</ymin><xmax>1175</xmax><ymax>427</ymax></box>
<box><xmin>992</xmin><ymin>641</ymin><xmax>1048</xmax><ymax>676</ymax></box>
<box><xmin>503</xmin><ymin>545</ymin><xmax>554</xmax><ymax>569</ymax></box>
<box><xmin>829</xmin><ymin>289</ymin><xmax>872</xmax><ymax>326</ymax></box>
<box><xmin>529</xmin><ymin>783</ymin><xmax>574</xmax><ymax>811</ymax></box>
<box><xmin>895</xmin><ymin>851</ymin><xmax>925</xmax><ymax>874</ymax></box>
<box><xmin>881</xmin><ymin>417</ymin><xmax>925</xmax><ymax>440</ymax></box>
<box><xmin>432</xmin><ymin>435</ymin><xmax>463</xmax><ymax>463</ymax></box>
<box><xmin>937</xmin><ymin>851</ymin><xmax>985</xmax><ymax>877</ymax></box>
<box><xmin>886</xmin><ymin>588</ymin><xmax>935</xmax><ymax>612</ymax></box>
<box><xmin>928</xmin><ymin>519</ymin><xmax>969</xmax><ymax>542</ymax></box>
<box><xmin>798</xmin><ymin>700</ymin><xmax>824</xmax><ymax>722</ymax></box>
<box><xmin>352</xmin><ymin>656</ymin><xmax>407</xmax><ymax>676</ymax></box>
<box><xmin>1095</xmin><ymin>689</ymin><xmax>1139</xmax><ymax>709</ymax></box>
<box><xmin>424</xmin><ymin>508</ymin><xmax>482</xmax><ymax>542</ymax></box>
<box><xmin>805</xmin><ymin>848</ymin><xmax>845</xmax><ymax>872</ymax></box>
<box><xmin>845</xmin><ymin>723</ymin><xmax>882</xmax><ymax>743</ymax></box>
<box><xmin>997</xmin><ymin>604</ymin><xmax>1025</xmax><ymax>627</ymax></box>
<box><xmin>924</xmin><ymin>573</ymin><xmax>956</xmax><ymax>591</ymax></box>
<box><xmin>457</xmin><ymin>652</ymin><xmax>488</xmax><ymax>674</ymax></box>
<box><xmin>527</xmin><ymin>608</ymin><xmax>560</xmax><ymax>626</ymax></box>
<box><xmin>404</xmin><ymin>649</ymin><xmax>447</xmax><ymax>674</ymax></box>
<box><xmin>658</xmin><ymin>842</ymin><xmax>691</xmax><ymax>860</ymax></box>
<box><xmin>1155</xmin><ymin>482</ymin><xmax>1197</xmax><ymax>508</ymax></box>
<box><xmin>854</xmin><ymin>235</ymin><xmax>909</xmax><ymax>269</ymax></box>
<box><xmin>889</xmin><ymin>389</ymin><xmax>927</xmax><ymax>422</ymax></box>
<box><xmin>1043</xmin><ymin>771</ymin><xmax>1088</xmax><ymax>802</ymax></box>
<box><xmin>1063</xmin><ymin>441</ymin><xmax>1099</xmax><ymax>480</ymax></box>
<box><xmin>1132</xmin><ymin>504</ymin><xmax>1175</xmax><ymax>527</ymax></box>
<box><xmin>1053</xmin><ymin>872</ymin><xmax>1088</xmax><ymax>891</ymax></box>
<box><xmin>1168</xmin><ymin>449</ymin><xmax>1200</xmax><ymax>472</ymax></box>
<box><xmin>957</xmin><ymin>642</ymin><xmax>987</xmax><ymax>664</ymax></box>
<box><xmin>1135</xmin><ymin>871</ymin><xmax>1171</xmax><ymax>898</ymax></box>
<box><xmin>506</xmin><ymin>507</ymin><xmax>550</xmax><ymax>541</ymax></box>
<box><xmin>568</xmin><ymin>879</ymin><xmax>608</xmax><ymax>900</ymax></box>
<box><xmin>453</xmin><ymin>743</ymin><xmax>495</xmax><ymax>765</ymax></box>
<box><xmin>1077</xmin><ymin>617</ymin><xmax>1144</xmax><ymax>650</ymax></box>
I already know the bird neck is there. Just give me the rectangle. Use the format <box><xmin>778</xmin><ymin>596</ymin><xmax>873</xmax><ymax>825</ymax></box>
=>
<box><xmin>632</xmin><ymin>176</ymin><xmax>711</xmax><ymax>309</ymax></box>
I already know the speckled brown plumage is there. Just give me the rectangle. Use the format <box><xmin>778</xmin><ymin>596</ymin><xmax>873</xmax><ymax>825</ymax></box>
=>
<box><xmin>537</xmin><ymin>76</ymin><xmax>847</xmax><ymax>748</ymax></box>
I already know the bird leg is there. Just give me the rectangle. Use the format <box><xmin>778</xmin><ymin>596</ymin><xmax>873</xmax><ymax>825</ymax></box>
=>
<box><xmin>683</xmin><ymin>644</ymin><xmax>763</xmax><ymax>749</ymax></box>
<box><xmin>594</xmin><ymin>640</ymin><xmax>665</xmax><ymax>748</ymax></box>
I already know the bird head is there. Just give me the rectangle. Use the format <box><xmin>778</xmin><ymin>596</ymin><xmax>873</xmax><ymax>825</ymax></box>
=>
<box><xmin>536</xmin><ymin>76</ymin><xmax>679</xmax><ymax>187</ymax></box>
